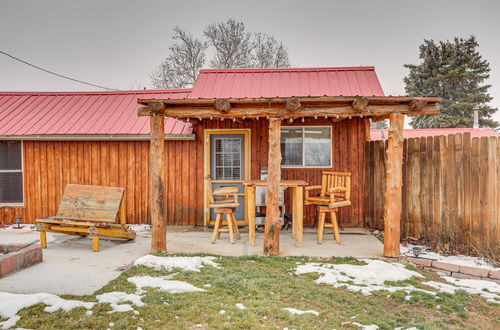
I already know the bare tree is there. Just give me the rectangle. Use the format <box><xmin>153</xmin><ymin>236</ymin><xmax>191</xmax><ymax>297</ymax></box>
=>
<box><xmin>151</xmin><ymin>27</ymin><xmax>207</xmax><ymax>89</ymax></box>
<box><xmin>252</xmin><ymin>33</ymin><xmax>290</xmax><ymax>68</ymax></box>
<box><xmin>204</xmin><ymin>19</ymin><xmax>253</xmax><ymax>69</ymax></box>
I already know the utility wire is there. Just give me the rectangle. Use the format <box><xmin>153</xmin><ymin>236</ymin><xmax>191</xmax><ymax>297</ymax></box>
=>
<box><xmin>0</xmin><ymin>50</ymin><xmax>118</xmax><ymax>91</ymax></box>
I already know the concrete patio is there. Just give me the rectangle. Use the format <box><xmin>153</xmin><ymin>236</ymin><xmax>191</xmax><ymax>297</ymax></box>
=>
<box><xmin>0</xmin><ymin>225</ymin><xmax>383</xmax><ymax>295</ymax></box>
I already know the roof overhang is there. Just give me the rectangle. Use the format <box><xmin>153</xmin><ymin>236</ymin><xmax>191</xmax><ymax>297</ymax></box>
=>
<box><xmin>137</xmin><ymin>96</ymin><xmax>441</xmax><ymax>120</ymax></box>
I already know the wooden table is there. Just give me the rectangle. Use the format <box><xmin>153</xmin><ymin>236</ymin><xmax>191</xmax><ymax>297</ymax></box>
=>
<box><xmin>243</xmin><ymin>180</ymin><xmax>308</xmax><ymax>247</ymax></box>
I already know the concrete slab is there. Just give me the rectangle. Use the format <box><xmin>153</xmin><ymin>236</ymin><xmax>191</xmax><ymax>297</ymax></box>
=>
<box><xmin>0</xmin><ymin>226</ymin><xmax>383</xmax><ymax>295</ymax></box>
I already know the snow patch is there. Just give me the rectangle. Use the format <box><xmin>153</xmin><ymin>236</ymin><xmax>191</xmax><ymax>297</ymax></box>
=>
<box><xmin>341</xmin><ymin>321</ymin><xmax>379</xmax><ymax>329</ymax></box>
<box><xmin>218</xmin><ymin>309</ymin><xmax>226</xmax><ymax>315</ymax></box>
<box><xmin>235</xmin><ymin>303</ymin><xmax>246</xmax><ymax>310</ymax></box>
<box><xmin>96</xmin><ymin>291</ymin><xmax>145</xmax><ymax>314</ymax></box>
<box><xmin>424</xmin><ymin>276</ymin><xmax>500</xmax><ymax>303</ymax></box>
<box><xmin>401</xmin><ymin>244</ymin><xmax>498</xmax><ymax>270</ymax></box>
<box><xmin>0</xmin><ymin>292</ymin><xmax>94</xmax><ymax>329</ymax></box>
<box><xmin>294</xmin><ymin>259</ymin><xmax>434</xmax><ymax>297</ymax></box>
<box><xmin>282</xmin><ymin>307</ymin><xmax>319</xmax><ymax>316</ymax></box>
<box><xmin>128</xmin><ymin>276</ymin><xmax>205</xmax><ymax>294</ymax></box>
<box><xmin>133</xmin><ymin>255</ymin><xmax>220</xmax><ymax>272</ymax></box>
<box><xmin>127</xmin><ymin>224</ymin><xmax>151</xmax><ymax>233</ymax></box>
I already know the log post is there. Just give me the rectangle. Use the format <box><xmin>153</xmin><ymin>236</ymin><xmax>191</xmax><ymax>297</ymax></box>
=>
<box><xmin>264</xmin><ymin>118</ymin><xmax>282</xmax><ymax>255</ymax></box>
<box><xmin>150</xmin><ymin>114</ymin><xmax>167</xmax><ymax>253</ymax></box>
<box><xmin>383</xmin><ymin>113</ymin><xmax>404</xmax><ymax>257</ymax></box>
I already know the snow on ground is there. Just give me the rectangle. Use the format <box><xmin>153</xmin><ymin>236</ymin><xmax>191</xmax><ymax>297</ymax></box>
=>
<box><xmin>424</xmin><ymin>276</ymin><xmax>500</xmax><ymax>304</ymax></box>
<box><xmin>127</xmin><ymin>276</ymin><xmax>205</xmax><ymax>294</ymax></box>
<box><xmin>295</xmin><ymin>259</ymin><xmax>435</xmax><ymax>297</ymax></box>
<box><xmin>133</xmin><ymin>255</ymin><xmax>220</xmax><ymax>272</ymax></box>
<box><xmin>127</xmin><ymin>224</ymin><xmax>151</xmax><ymax>233</ymax></box>
<box><xmin>235</xmin><ymin>303</ymin><xmax>246</xmax><ymax>310</ymax></box>
<box><xmin>0</xmin><ymin>292</ymin><xmax>94</xmax><ymax>329</ymax></box>
<box><xmin>96</xmin><ymin>292</ymin><xmax>145</xmax><ymax>313</ymax></box>
<box><xmin>341</xmin><ymin>321</ymin><xmax>379</xmax><ymax>329</ymax></box>
<box><xmin>401</xmin><ymin>244</ymin><xmax>498</xmax><ymax>270</ymax></box>
<box><xmin>282</xmin><ymin>307</ymin><xmax>319</xmax><ymax>316</ymax></box>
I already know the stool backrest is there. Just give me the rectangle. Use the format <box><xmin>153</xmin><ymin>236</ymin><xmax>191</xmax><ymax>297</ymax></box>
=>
<box><xmin>321</xmin><ymin>171</ymin><xmax>351</xmax><ymax>201</ymax></box>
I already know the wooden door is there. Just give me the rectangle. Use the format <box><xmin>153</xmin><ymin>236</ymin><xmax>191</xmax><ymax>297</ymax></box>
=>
<box><xmin>205</xmin><ymin>130</ymin><xmax>250</xmax><ymax>225</ymax></box>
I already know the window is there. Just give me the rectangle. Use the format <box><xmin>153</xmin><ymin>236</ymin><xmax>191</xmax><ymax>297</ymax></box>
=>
<box><xmin>0</xmin><ymin>141</ymin><xmax>24</xmax><ymax>205</ymax></box>
<box><xmin>214</xmin><ymin>138</ymin><xmax>242</xmax><ymax>180</ymax></box>
<box><xmin>281</xmin><ymin>126</ymin><xmax>332</xmax><ymax>167</ymax></box>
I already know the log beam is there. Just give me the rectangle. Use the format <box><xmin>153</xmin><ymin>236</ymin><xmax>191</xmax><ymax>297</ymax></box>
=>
<box><xmin>150</xmin><ymin>114</ymin><xmax>167</xmax><ymax>253</ymax></box>
<box><xmin>352</xmin><ymin>96</ymin><xmax>369</xmax><ymax>112</ymax></box>
<box><xmin>264</xmin><ymin>118</ymin><xmax>282</xmax><ymax>255</ymax></box>
<box><xmin>214</xmin><ymin>99</ymin><xmax>231</xmax><ymax>113</ymax></box>
<box><xmin>409</xmin><ymin>98</ymin><xmax>428</xmax><ymax>112</ymax></box>
<box><xmin>383</xmin><ymin>113</ymin><xmax>405</xmax><ymax>257</ymax></box>
<box><xmin>285</xmin><ymin>98</ymin><xmax>301</xmax><ymax>112</ymax></box>
<box><xmin>137</xmin><ymin>103</ymin><xmax>439</xmax><ymax>119</ymax></box>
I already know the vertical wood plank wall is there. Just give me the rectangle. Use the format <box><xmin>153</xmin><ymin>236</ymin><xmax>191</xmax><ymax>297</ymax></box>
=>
<box><xmin>365</xmin><ymin>133</ymin><xmax>500</xmax><ymax>258</ymax></box>
<box><xmin>0</xmin><ymin>118</ymin><xmax>367</xmax><ymax>227</ymax></box>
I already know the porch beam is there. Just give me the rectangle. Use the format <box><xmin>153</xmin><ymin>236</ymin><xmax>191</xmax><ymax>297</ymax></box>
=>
<box><xmin>264</xmin><ymin>118</ymin><xmax>282</xmax><ymax>255</ymax></box>
<box><xmin>137</xmin><ymin>103</ymin><xmax>439</xmax><ymax>119</ymax></box>
<box><xmin>383</xmin><ymin>113</ymin><xmax>405</xmax><ymax>257</ymax></box>
<box><xmin>150</xmin><ymin>114</ymin><xmax>167</xmax><ymax>253</ymax></box>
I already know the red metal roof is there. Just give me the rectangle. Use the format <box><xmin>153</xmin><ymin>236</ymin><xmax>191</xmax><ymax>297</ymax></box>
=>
<box><xmin>189</xmin><ymin>67</ymin><xmax>385</xmax><ymax>99</ymax></box>
<box><xmin>0</xmin><ymin>89</ymin><xmax>193</xmax><ymax>136</ymax></box>
<box><xmin>0</xmin><ymin>66</ymin><xmax>386</xmax><ymax>136</ymax></box>
<box><xmin>371</xmin><ymin>128</ymin><xmax>500</xmax><ymax>141</ymax></box>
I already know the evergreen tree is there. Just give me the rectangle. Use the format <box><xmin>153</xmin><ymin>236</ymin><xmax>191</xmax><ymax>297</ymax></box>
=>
<box><xmin>404</xmin><ymin>36</ymin><xmax>498</xmax><ymax>129</ymax></box>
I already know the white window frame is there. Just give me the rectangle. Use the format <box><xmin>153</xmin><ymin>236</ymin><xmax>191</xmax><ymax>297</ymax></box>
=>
<box><xmin>281</xmin><ymin>126</ymin><xmax>332</xmax><ymax>168</ymax></box>
<box><xmin>0</xmin><ymin>140</ymin><xmax>24</xmax><ymax>206</ymax></box>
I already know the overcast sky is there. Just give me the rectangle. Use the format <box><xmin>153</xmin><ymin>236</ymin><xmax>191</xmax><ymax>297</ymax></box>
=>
<box><xmin>1</xmin><ymin>0</ymin><xmax>499</xmax><ymax>124</ymax></box>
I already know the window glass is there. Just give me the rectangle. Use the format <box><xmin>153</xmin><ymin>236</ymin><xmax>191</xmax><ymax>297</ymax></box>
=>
<box><xmin>214</xmin><ymin>138</ymin><xmax>242</xmax><ymax>180</ymax></box>
<box><xmin>280</xmin><ymin>127</ymin><xmax>303</xmax><ymax>166</ymax></box>
<box><xmin>280</xmin><ymin>127</ymin><xmax>331</xmax><ymax>167</ymax></box>
<box><xmin>304</xmin><ymin>127</ymin><xmax>331</xmax><ymax>167</ymax></box>
<box><xmin>0</xmin><ymin>141</ymin><xmax>23</xmax><ymax>204</ymax></box>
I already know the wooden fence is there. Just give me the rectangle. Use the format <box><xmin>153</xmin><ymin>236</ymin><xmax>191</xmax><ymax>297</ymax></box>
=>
<box><xmin>365</xmin><ymin>133</ymin><xmax>500</xmax><ymax>258</ymax></box>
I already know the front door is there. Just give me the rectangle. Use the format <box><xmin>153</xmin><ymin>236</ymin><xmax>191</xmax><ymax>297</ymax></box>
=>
<box><xmin>205</xmin><ymin>130</ymin><xmax>250</xmax><ymax>225</ymax></box>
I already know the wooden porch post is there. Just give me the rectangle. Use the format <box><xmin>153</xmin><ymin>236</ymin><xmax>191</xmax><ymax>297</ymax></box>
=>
<box><xmin>383</xmin><ymin>113</ymin><xmax>404</xmax><ymax>257</ymax></box>
<box><xmin>150</xmin><ymin>114</ymin><xmax>167</xmax><ymax>253</ymax></box>
<box><xmin>264</xmin><ymin>118</ymin><xmax>281</xmax><ymax>255</ymax></box>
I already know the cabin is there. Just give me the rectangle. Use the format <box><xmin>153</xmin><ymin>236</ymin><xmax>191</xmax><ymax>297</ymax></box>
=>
<box><xmin>0</xmin><ymin>67</ymin><xmax>440</xmax><ymax>256</ymax></box>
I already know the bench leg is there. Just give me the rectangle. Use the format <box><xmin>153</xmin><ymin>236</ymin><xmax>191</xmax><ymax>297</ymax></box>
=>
<box><xmin>40</xmin><ymin>230</ymin><xmax>47</xmax><ymax>248</ymax></box>
<box><xmin>92</xmin><ymin>235</ymin><xmax>100</xmax><ymax>252</ymax></box>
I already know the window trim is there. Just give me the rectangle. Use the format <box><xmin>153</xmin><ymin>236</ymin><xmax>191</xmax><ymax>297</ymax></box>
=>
<box><xmin>281</xmin><ymin>126</ymin><xmax>333</xmax><ymax>169</ymax></box>
<box><xmin>0</xmin><ymin>140</ymin><xmax>24</xmax><ymax>206</ymax></box>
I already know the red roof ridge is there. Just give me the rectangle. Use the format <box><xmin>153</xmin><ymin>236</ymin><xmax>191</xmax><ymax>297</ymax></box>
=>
<box><xmin>0</xmin><ymin>89</ymin><xmax>192</xmax><ymax>96</ymax></box>
<box><xmin>198</xmin><ymin>66</ymin><xmax>376</xmax><ymax>74</ymax></box>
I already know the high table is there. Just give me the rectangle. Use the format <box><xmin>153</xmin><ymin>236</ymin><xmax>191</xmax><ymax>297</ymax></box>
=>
<box><xmin>243</xmin><ymin>179</ymin><xmax>308</xmax><ymax>247</ymax></box>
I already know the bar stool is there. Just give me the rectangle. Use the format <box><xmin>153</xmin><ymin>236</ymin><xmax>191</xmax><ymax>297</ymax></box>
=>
<box><xmin>205</xmin><ymin>176</ymin><xmax>241</xmax><ymax>244</ymax></box>
<box><xmin>317</xmin><ymin>206</ymin><xmax>340</xmax><ymax>244</ymax></box>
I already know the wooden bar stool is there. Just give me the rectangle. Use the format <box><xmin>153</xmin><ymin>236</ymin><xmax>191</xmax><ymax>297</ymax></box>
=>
<box><xmin>205</xmin><ymin>176</ymin><xmax>241</xmax><ymax>244</ymax></box>
<box><xmin>211</xmin><ymin>207</ymin><xmax>241</xmax><ymax>244</ymax></box>
<box><xmin>317</xmin><ymin>206</ymin><xmax>340</xmax><ymax>244</ymax></box>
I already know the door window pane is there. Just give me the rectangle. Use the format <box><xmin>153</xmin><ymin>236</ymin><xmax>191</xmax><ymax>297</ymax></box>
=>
<box><xmin>214</xmin><ymin>138</ymin><xmax>242</xmax><ymax>180</ymax></box>
<box><xmin>304</xmin><ymin>127</ymin><xmax>331</xmax><ymax>166</ymax></box>
<box><xmin>281</xmin><ymin>127</ymin><xmax>303</xmax><ymax>166</ymax></box>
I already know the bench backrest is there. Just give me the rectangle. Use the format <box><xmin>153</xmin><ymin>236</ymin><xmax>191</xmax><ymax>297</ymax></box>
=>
<box><xmin>56</xmin><ymin>184</ymin><xmax>125</xmax><ymax>223</ymax></box>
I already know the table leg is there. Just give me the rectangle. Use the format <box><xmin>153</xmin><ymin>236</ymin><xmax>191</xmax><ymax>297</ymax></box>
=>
<box><xmin>247</xmin><ymin>185</ymin><xmax>256</xmax><ymax>246</ymax></box>
<box><xmin>293</xmin><ymin>186</ymin><xmax>304</xmax><ymax>247</ymax></box>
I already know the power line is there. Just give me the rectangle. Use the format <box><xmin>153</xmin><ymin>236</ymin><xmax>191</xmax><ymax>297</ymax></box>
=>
<box><xmin>0</xmin><ymin>50</ymin><xmax>118</xmax><ymax>91</ymax></box>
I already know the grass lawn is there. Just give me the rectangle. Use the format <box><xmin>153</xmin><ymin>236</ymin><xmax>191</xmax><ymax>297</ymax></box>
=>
<box><xmin>7</xmin><ymin>254</ymin><xmax>500</xmax><ymax>330</ymax></box>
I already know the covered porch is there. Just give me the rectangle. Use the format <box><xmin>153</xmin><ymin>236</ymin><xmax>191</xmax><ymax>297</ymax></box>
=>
<box><xmin>137</xmin><ymin>95</ymin><xmax>440</xmax><ymax>256</ymax></box>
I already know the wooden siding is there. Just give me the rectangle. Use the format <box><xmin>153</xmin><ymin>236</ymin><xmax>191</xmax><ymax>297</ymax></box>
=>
<box><xmin>0</xmin><ymin>118</ymin><xmax>367</xmax><ymax>227</ymax></box>
<box><xmin>365</xmin><ymin>133</ymin><xmax>500</xmax><ymax>258</ymax></box>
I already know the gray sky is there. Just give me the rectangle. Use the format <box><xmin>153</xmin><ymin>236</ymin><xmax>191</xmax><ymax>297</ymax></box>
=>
<box><xmin>1</xmin><ymin>0</ymin><xmax>499</xmax><ymax>124</ymax></box>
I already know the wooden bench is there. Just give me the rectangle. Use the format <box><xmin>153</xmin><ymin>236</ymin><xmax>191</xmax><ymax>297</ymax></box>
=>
<box><xmin>35</xmin><ymin>184</ymin><xmax>136</xmax><ymax>252</ymax></box>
